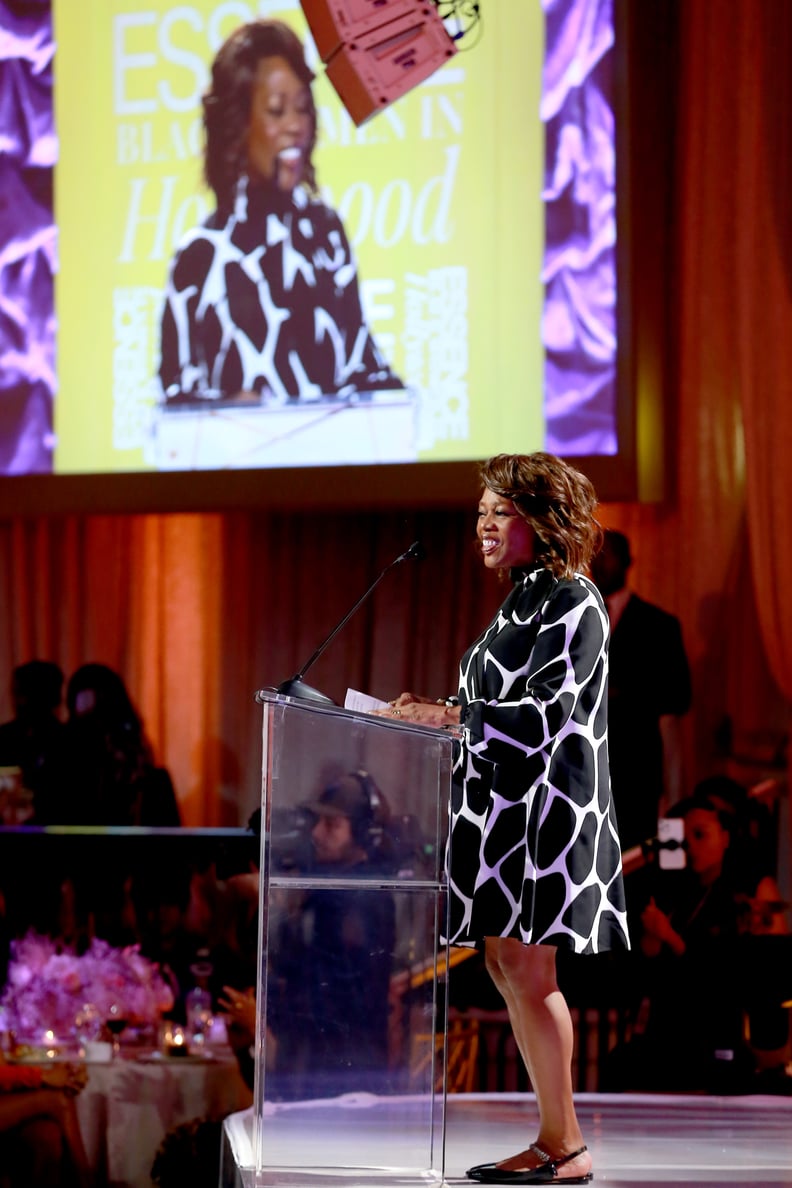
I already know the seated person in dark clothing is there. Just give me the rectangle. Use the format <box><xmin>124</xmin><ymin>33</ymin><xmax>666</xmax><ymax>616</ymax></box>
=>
<box><xmin>56</xmin><ymin>663</ymin><xmax>180</xmax><ymax>826</ymax></box>
<box><xmin>607</xmin><ymin>786</ymin><xmax>790</xmax><ymax>1092</ymax></box>
<box><xmin>295</xmin><ymin>774</ymin><xmax>395</xmax><ymax>1090</ymax></box>
<box><xmin>23</xmin><ymin>664</ymin><xmax>183</xmax><ymax>945</ymax></box>
<box><xmin>226</xmin><ymin>772</ymin><xmax>397</xmax><ymax>1100</ymax></box>
<box><xmin>130</xmin><ymin>862</ymin><xmax>197</xmax><ymax>1009</ymax></box>
<box><xmin>0</xmin><ymin>660</ymin><xmax>65</xmax><ymax>822</ymax></box>
<box><xmin>692</xmin><ymin>773</ymin><xmax>780</xmax><ymax>897</ymax></box>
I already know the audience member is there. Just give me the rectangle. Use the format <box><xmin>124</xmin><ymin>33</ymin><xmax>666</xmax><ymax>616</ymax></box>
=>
<box><xmin>194</xmin><ymin>813</ymin><xmax>262</xmax><ymax>1002</ymax></box>
<box><xmin>0</xmin><ymin>1057</ymin><xmax>91</xmax><ymax>1188</ymax></box>
<box><xmin>217</xmin><ymin>983</ymin><xmax>258</xmax><ymax>1092</ymax></box>
<box><xmin>0</xmin><ymin>660</ymin><xmax>65</xmax><ymax>823</ymax></box>
<box><xmin>16</xmin><ymin>663</ymin><xmax>183</xmax><ymax>953</ymax></box>
<box><xmin>222</xmin><ymin>772</ymin><xmax>397</xmax><ymax>1099</ymax></box>
<box><xmin>59</xmin><ymin>663</ymin><xmax>180</xmax><ymax>827</ymax></box>
<box><xmin>591</xmin><ymin>529</ymin><xmax>692</xmax><ymax>849</ymax></box>
<box><xmin>282</xmin><ymin>772</ymin><xmax>396</xmax><ymax>1096</ymax></box>
<box><xmin>607</xmin><ymin>785</ymin><xmax>790</xmax><ymax>1092</ymax></box>
<box><xmin>131</xmin><ymin>862</ymin><xmax>196</xmax><ymax>1013</ymax></box>
<box><xmin>692</xmin><ymin>773</ymin><xmax>779</xmax><ymax>889</ymax></box>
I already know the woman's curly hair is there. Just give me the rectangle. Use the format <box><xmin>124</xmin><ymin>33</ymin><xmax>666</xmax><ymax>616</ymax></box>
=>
<box><xmin>479</xmin><ymin>452</ymin><xmax>602</xmax><ymax>578</ymax></box>
<box><xmin>202</xmin><ymin>20</ymin><xmax>318</xmax><ymax>213</ymax></box>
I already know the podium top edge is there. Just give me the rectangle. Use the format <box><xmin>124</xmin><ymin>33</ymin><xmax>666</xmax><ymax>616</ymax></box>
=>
<box><xmin>253</xmin><ymin>688</ymin><xmax>462</xmax><ymax>737</ymax></box>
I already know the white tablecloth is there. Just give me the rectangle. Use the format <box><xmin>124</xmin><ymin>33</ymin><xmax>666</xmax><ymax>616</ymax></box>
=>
<box><xmin>75</xmin><ymin>1051</ymin><xmax>253</xmax><ymax>1188</ymax></box>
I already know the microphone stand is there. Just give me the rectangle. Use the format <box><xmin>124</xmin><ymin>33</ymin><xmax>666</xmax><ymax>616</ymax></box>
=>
<box><xmin>274</xmin><ymin>541</ymin><xmax>426</xmax><ymax>704</ymax></box>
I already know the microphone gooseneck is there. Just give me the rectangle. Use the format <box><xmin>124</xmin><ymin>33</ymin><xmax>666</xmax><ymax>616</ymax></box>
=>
<box><xmin>397</xmin><ymin>541</ymin><xmax>426</xmax><ymax>563</ymax></box>
<box><xmin>274</xmin><ymin>541</ymin><xmax>426</xmax><ymax>704</ymax></box>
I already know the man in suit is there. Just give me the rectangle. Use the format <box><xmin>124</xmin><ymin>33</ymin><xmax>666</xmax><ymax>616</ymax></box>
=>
<box><xmin>592</xmin><ymin>530</ymin><xmax>692</xmax><ymax>851</ymax></box>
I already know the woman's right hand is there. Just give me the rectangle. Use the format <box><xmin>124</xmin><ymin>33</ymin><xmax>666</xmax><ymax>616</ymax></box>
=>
<box><xmin>375</xmin><ymin>693</ymin><xmax>461</xmax><ymax>728</ymax></box>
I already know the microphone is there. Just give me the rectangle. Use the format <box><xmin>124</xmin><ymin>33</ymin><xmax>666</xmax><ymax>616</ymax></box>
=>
<box><xmin>274</xmin><ymin>541</ymin><xmax>426</xmax><ymax>704</ymax></box>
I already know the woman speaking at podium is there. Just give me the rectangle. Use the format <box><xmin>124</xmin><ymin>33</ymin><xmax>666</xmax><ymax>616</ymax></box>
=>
<box><xmin>382</xmin><ymin>453</ymin><xmax>629</xmax><ymax>1185</ymax></box>
<box><xmin>158</xmin><ymin>19</ymin><xmax>401</xmax><ymax>405</ymax></box>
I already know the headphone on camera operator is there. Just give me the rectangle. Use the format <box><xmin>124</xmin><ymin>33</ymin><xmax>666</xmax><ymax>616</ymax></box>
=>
<box><xmin>301</xmin><ymin>769</ymin><xmax>389</xmax><ymax>865</ymax></box>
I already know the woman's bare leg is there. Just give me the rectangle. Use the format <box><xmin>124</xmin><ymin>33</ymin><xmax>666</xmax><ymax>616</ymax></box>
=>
<box><xmin>482</xmin><ymin>937</ymin><xmax>591</xmax><ymax>1179</ymax></box>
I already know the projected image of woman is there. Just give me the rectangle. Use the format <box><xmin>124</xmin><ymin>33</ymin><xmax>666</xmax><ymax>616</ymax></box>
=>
<box><xmin>158</xmin><ymin>20</ymin><xmax>402</xmax><ymax>405</ymax></box>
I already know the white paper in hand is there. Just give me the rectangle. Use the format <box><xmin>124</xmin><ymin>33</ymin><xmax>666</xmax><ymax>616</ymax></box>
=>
<box><xmin>344</xmin><ymin>689</ymin><xmax>390</xmax><ymax>713</ymax></box>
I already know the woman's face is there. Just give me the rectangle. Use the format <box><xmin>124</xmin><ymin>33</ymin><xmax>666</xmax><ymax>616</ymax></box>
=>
<box><xmin>684</xmin><ymin>808</ymin><xmax>730</xmax><ymax>878</ymax></box>
<box><xmin>246</xmin><ymin>55</ymin><xmax>313</xmax><ymax>190</ymax></box>
<box><xmin>477</xmin><ymin>487</ymin><xmax>538</xmax><ymax>570</ymax></box>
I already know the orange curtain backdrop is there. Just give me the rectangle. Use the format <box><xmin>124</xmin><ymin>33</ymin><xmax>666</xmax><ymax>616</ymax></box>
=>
<box><xmin>0</xmin><ymin>490</ymin><xmax>782</xmax><ymax>829</ymax></box>
<box><xmin>125</xmin><ymin>514</ymin><xmax>225</xmax><ymax>824</ymax></box>
<box><xmin>610</xmin><ymin>0</ymin><xmax>762</xmax><ymax>783</ymax></box>
<box><xmin>656</xmin><ymin>0</ymin><xmax>792</xmax><ymax>786</ymax></box>
<box><xmin>732</xmin><ymin>2</ymin><xmax>792</xmax><ymax>705</ymax></box>
<box><xmin>0</xmin><ymin>514</ymin><xmax>224</xmax><ymax>825</ymax></box>
<box><xmin>598</xmin><ymin>0</ymin><xmax>792</xmax><ymax>793</ymax></box>
<box><xmin>0</xmin><ymin>508</ymin><xmax>506</xmax><ymax>825</ymax></box>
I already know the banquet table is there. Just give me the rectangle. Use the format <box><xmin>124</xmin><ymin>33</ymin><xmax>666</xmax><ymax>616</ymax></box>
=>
<box><xmin>69</xmin><ymin>1047</ymin><xmax>252</xmax><ymax>1188</ymax></box>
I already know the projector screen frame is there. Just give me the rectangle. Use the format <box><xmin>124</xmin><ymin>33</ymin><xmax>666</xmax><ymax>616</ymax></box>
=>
<box><xmin>0</xmin><ymin>0</ymin><xmax>677</xmax><ymax>517</ymax></box>
<box><xmin>0</xmin><ymin>451</ymin><xmax>640</xmax><ymax>517</ymax></box>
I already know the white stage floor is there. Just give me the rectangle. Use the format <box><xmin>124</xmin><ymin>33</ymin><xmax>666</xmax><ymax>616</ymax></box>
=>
<box><xmin>223</xmin><ymin>1092</ymin><xmax>792</xmax><ymax>1186</ymax></box>
<box><xmin>445</xmin><ymin>1093</ymin><xmax>792</xmax><ymax>1185</ymax></box>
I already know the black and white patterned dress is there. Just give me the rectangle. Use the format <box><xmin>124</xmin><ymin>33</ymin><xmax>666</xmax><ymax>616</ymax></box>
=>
<box><xmin>448</xmin><ymin>565</ymin><xmax>630</xmax><ymax>954</ymax></box>
<box><xmin>158</xmin><ymin>176</ymin><xmax>401</xmax><ymax>403</ymax></box>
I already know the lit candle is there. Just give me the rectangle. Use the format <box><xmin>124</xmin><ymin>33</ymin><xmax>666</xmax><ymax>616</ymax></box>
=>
<box><xmin>165</xmin><ymin>1025</ymin><xmax>189</xmax><ymax>1057</ymax></box>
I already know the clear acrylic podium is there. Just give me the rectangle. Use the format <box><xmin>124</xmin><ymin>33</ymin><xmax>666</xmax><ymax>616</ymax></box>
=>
<box><xmin>223</xmin><ymin>690</ymin><xmax>455</xmax><ymax>1187</ymax></box>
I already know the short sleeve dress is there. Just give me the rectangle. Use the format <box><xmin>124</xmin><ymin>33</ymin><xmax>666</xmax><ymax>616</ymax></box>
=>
<box><xmin>448</xmin><ymin>565</ymin><xmax>630</xmax><ymax>954</ymax></box>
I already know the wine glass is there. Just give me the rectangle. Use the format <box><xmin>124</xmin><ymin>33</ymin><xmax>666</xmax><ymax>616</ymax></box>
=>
<box><xmin>74</xmin><ymin>1002</ymin><xmax>102</xmax><ymax>1056</ymax></box>
<box><xmin>106</xmin><ymin>1002</ymin><xmax>130</xmax><ymax>1059</ymax></box>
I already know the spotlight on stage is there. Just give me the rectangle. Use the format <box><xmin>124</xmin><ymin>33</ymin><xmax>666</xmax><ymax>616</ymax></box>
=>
<box><xmin>300</xmin><ymin>0</ymin><xmax>459</xmax><ymax>126</ymax></box>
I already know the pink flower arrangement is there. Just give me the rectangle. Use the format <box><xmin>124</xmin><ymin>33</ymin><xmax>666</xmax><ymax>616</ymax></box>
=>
<box><xmin>1</xmin><ymin>931</ymin><xmax>175</xmax><ymax>1040</ymax></box>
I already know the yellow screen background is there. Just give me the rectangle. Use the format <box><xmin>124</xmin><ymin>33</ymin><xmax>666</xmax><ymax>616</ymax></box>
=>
<box><xmin>54</xmin><ymin>0</ymin><xmax>544</xmax><ymax>473</ymax></box>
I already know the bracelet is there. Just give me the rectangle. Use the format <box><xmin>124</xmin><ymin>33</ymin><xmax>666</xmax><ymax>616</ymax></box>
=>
<box><xmin>436</xmin><ymin>696</ymin><xmax>459</xmax><ymax>708</ymax></box>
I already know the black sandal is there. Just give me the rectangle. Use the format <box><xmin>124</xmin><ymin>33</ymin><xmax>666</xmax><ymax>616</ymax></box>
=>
<box><xmin>466</xmin><ymin>1143</ymin><xmax>592</xmax><ymax>1183</ymax></box>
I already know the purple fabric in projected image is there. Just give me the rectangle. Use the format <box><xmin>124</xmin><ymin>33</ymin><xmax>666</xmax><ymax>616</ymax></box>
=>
<box><xmin>0</xmin><ymin>0</ymin><xmax>55</xmax><ymax>475</ymax></box>
<box><xmin>542</xmin><ymin>0</ymin><xmax>617</xmax><ymax>455</ymax></box>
